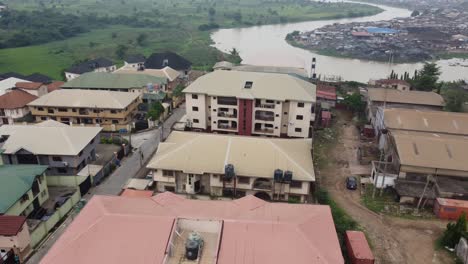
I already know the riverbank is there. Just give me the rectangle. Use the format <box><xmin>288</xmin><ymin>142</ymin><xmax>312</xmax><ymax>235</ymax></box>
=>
<box><xmin>0</xmin><ymin>0</ymin><xmax>382</xmax><ymax>79</ymax></box>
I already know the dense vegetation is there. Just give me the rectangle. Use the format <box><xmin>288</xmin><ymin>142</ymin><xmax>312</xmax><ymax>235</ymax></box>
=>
<box><xmin>0</xmin><ymin>0</ymin><xmax>382</xmax><ymax>79</ymax></box>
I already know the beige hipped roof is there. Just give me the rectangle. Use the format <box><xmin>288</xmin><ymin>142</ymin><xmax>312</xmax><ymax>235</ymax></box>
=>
<box><xmin>147</xmin><ymin>131</ymin><xmax>315</xmax><ymax>181</ymax></box>
<box><xmin>183</xmin><ymin>70</ymin><xmax>316</xmax><ymax>102</ymax></box>
<box><xmin>28</xmin><ymin>89</ymin><xmax>139</xmax><ymax>109</ymax></box>
<box><xmin>368</xmin><ymin>88</ymin><xmax>444</xmax><ymax>106</ymax></box>
<box><xmin>115</xmin><ymin>65</ymin><xmax>180</xmax><ymax>82</ymax></box>
<box><xmin>384</xmin><ymin>108</ymin><xmax>468</xmax><ymax>135</ymax></box>
<box><xmin>392</xmin><ymin>131</ymin><xmax>468</xmax><ymax>172</ymax></box>
<box><xmin>0</xmin><ymin>124</ymin><xmax>102</xmax><ymax>156</ymax></box>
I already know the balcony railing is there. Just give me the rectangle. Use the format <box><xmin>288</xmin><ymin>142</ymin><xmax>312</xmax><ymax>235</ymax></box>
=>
<box><xmin>218</xmin><ymin>112</ymin><xmax>237</xmax><ymax>118</ymax></box>
<box><xmin>218</xmin><ymin>124</ymin><xmax>237</xmax><ymax>130</ymax></box>
<box><xmin>217</xmin><ymin>97</ymin><xmax>238</xmax><ymax>106</ymax></box>
<box><xmin>255</xmin><ymin>104</ymin><xmax>275</xmax><ymax>109</ymax></box>
<box><xmin>254</xmin><ymin>128</ymin><xmax>274</xmax><ymax>134</ymax></box>
<box><xmin>255</xmin><ymin>114</ymin><xmax>274</xmax><ymax>121</ymax></box>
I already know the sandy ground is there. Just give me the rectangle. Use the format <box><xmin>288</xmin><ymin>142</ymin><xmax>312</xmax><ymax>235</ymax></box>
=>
<box><xmin>319</xmin><ymin>111</ymin><xmax>454</xmax><ymax>264</ymax></box>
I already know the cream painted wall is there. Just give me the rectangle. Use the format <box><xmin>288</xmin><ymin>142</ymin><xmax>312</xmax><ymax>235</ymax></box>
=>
<box><xmin>0</xmin><ymin>223</ymin><xmax>31</xmax><ymax>252</ymax></box>
<box><xmin>287</xmin><ymin>101</ymin><xmax>312</xmax><ymax>138</ymax></box>
<box><xmin>185</xmin><ymin>93</ymin><xmax>207</xmax><ymax>130</ymax></box>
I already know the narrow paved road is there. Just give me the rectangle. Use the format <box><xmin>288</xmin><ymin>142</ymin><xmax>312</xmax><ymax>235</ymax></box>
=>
<box><xmin>26</xmin><ymin>104</ymin><xmax>186</xmax><ymax>264</ymax></box>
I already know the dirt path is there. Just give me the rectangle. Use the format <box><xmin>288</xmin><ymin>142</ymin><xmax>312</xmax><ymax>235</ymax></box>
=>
<box><xmin>319</xmin><ymin>111</ymin><xmax>453</xmax><ymax>264</ymax></box>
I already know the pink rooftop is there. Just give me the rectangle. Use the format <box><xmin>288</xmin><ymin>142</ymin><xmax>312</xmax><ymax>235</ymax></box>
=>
<box><xmin>40</xmin><ymin>192</ymin><xmax>343</xmax><ymax>264</ymax></box>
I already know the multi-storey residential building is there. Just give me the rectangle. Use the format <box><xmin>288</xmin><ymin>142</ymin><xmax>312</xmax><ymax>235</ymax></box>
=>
<box><xmin>40</xmin><ymin>192</ymin><xmax>343</xmax><ymax>264</ymax></box>
<box><xmin>184</xmin><ymin>70</ymin><xmax>316</xmax><ymax>138</ymax></box>
<box><xmin>64</xmin><ymin>58</ymin><xmax>116</xmax><ymax>81</ymax></box>
<box><xmin>147</xmin><ymin>131</ymin><xmax>315</xmax><ymax>203</ymax></box>
<box><xmin>28</xmin><ymin>89</ymin><xmax>140</xmax><ymax>132</ymax></box>
<box><xmin>0</xmin><ymin>90</ymin><xmax>37</xmax><ymax>125</ymax></box>
<box><xmin>0</xmin><ymin>124</ymin><xmax>101</xmax><ymax>175</ymax></box>
<box><xmin>60</xmin><ymin>72</ymin><xmax>167</xmax><ymax>96</ymax></box>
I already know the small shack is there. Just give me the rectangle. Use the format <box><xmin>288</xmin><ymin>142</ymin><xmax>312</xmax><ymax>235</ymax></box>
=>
<box><xmin>434</xmin><ymin>198</ymin><xmax>468</xmax><ymax>220</ymax></box>
<box><xmin>345</xmin><ymin>231</ymin><xmax>375</xmax><ymax>264</ymax></box>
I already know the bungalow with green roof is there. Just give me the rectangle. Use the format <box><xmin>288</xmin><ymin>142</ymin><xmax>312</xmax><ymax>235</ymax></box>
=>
<box><xmin>60</xmin><ymin>72</ymin><xmax>167</xmax><ymax>96</ymax></box>
<box><xmin>0</xmin><ymin>165</ymin><xmax>49</xmax><ymax>216</ymax></box>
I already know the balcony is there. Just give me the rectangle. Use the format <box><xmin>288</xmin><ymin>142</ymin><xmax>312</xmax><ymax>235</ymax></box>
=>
<box><xmin>218</xmin><ymin>108</ymin><xmax>237</xmax><ymax>118</ymax></box>
<box><xmin>217</xmin><ymin>96</ymin><xmax>237</xmax><ymax>106</ymax></box>
<box><xmin>253</xmin><ymin>179</ymin><xmax>272</xmax><ymax>190</ymax></box>
<box><xmin>255</xmin><ymin>111</ymin><xmax>274</xmax><ymax>122</ymax></box>
<box><xmin>255</xmin><ymin>103</ymin><xmax>275</xmax><ymax>109</ymax></box>
<box><xmin>217</xmin><ymin>123</ymin><xmax>237</xmax><ymax>131</ymax></box>
<box><xmin>254</xmin><ymin>128</ymin><xmax>274</xmax><ymax>134</ymax></box>
<box><xmin>79</xmin><ymin>109</ymin><xmax>89</xmax><ymax>115</ymax></box>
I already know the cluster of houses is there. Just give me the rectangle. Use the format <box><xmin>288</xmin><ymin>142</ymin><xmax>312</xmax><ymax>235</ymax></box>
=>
<box><xmin>0</xmin><ymin>57</ymin><xmax>376</xmax><ymax>264</ymax></box>
<box><xmin>365</xmin><ymin>79</ymin><xmax>468</xmax><ymax>216</ymax></box>
<box><xmin>292</xmin><ymin>7</ymin><xmax>468</xmax><ymax>62</ymax></box>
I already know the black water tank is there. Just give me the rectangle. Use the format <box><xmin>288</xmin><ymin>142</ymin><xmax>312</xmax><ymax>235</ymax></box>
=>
<box><xmin>274</xmin><ymin>169</ymin><xmax>283</xmax><ymax>182</ymax></box>
<box><xmin>224</xmin><ymin>164</ymin><xmax>235</xmax><ymax>180</ymax></box>
<box><xmin>284</xmin><ymin>171</ymin><xmax>293</xmax><ymax>183</ymax></box>
<box><xmin>186</xmin><ymin>240</ymin><xmax>199</xmax><ymax>260</ymax></box>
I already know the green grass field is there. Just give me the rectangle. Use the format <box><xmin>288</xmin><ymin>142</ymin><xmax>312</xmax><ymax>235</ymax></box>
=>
<box><xmin>0</xmin><ymin>0</ymin><xmax>382</xmax><ymax>80</ymax></box>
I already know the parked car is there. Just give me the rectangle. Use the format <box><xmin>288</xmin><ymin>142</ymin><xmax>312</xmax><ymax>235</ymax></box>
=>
<box><xmin>346</xmin><ymin>176</ymin><xmax>358</xmax><ymax>190</ymax></box>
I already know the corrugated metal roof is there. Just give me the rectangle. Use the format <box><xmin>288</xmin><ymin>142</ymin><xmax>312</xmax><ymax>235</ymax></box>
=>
<box><xmin>40</xmin><ymin>193</ymin><xmax>343</xmax><ymax>264</ymax></box>
<box><xmin>120</xmin><ymin>189</ymin><xmax>153</xmax><ymax>198</ymax></box>
<box><xmin>436</xmin><ymin>198</ymin><xmax>468</xmax><ymax>208</ymax></box>
<box><xmin>0</xmin><ymin>165</ymin><xmax>48</xmax><ymax>213</ymax></box>
<box><xmin>183</xmin><ymin>70</ymin><xmax>316</xmax><ymax>102</ymax></box>
<box><xmin>0</xmin><ymin>215</ymin><xmax>27</xmax><ymax>236</ymax></box>
<box><xmin>368</xmin><ymin>88</ymin><xmax>444</xmax><ymax>106</ymax></box>
<box><xmin>147</xmin><ymin>131</ymin><xmax>315</xmax><ymax>181</ymax></box>
<box><xmin>345</xmin><ymin>231</ymin><xmax>374</xmax><ymax>260</ymax></box>
<box><xmin>28</xmin><ymin>89</ymin><xmax>140</xmax><ymax>109</ymax></box>
<box><xmin>62</xmin><ymin>72</ymin><xmax>166</xmax><ymax>89</ymax></box>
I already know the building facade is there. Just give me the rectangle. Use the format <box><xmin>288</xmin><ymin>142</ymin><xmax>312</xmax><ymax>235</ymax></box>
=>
<box><xmin>0</xmin><ymin>90</ymin><xmax>37</xmax><ymax>125</ymax></box>
<box><xmin>28</xmin><ymin>89</ymin><xmax>140</xmax><ymax>132</ymax></box>
<box><xmin>147</xmin><ymin>132</ymin><xmax>315</xmax><ymax>203</ymax></box>
<box><xmin>184</xmin><ymin>71</ymin><xmax>316</xmax><ymax>138</ymax></box>
<box><xmin>0</xmin><ymin>124</ymin><xmax>101</xmax><ymax>175</ymax></box>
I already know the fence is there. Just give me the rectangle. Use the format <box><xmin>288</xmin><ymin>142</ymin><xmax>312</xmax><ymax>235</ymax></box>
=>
<box><xmin>46</xmin><ymin>175</ymin><xmax>88</xmax><ymax>187</ymax></box>
<box><xmin>30</xmin><ymin>190</ymin><xmax>81</xmax><ymax>248</ymax></box>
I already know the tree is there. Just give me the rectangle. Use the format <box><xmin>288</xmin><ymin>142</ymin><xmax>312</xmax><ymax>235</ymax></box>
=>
<box><xmin>136</xmin><ymin>33</ymin><xmax>147</xmax><ymax>46</ymax></box>
<box><xmin>343</xmin><ymin>92</ymin><xmax>365</xmax><ymax>113</ymax></box>
<box><xmin>147</xmin><ymin>101</ymin><xmax>165</xmax><ymax>121</ymax></box>
<box><xmin>229</xmin><ymin>48</ymin><xmax>242</xmax><ymax>64</ymax></box>
<box><xmin>233</xmin><ymin>11</ymin><xmax>242</xmax><ymax>23</ymax></box>
<box><xmin>172</xmin><ymin>84</ymin><xmax>185</xmax><ymax>98</ymax></box>
<box><xmin>115</xmin><ymin>44</ymin><xmax>128</xmax><ymax>59</ymax></box>
<box><xmin>444</xmin><ymin>88</ymin><xmax>465</xmax><ymax>112</ymax></box>
<box><xmin>440</xmin><ymin>212</ymin><xmax>467</xmax><ymax>248</ymax></box>
<box><xmin>411</xmin><ymin>10</ymin><xmax>420</xmax><ymax>17</ymax></box>
<box><xmin>410</xmin><ymin>62</ymin><xmax>441</xmax><ymax>91</ymax></box>
<box><xmin>208</xmin><ymin>7</ymin><xmax>216</xmax><ymax>22</ymax></box>
<box><xmin>111</xmin><ymin>32</ymin><xmax>117</xmax><ymax>39</ymax></box>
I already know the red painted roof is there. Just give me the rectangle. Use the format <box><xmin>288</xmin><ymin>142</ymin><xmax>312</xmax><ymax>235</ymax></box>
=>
<box><xmin>346</xmin><ymin>231</ymin><xmax>374</xmax><ymax>260</ymax></box>
<box><xmin>41</xmin><ymin>193</ymin><xmax>344</xmax><ymax>264</ymax></box>
<box><xmin>437</xmin><ymin>198</ymin><xmax>468</xmax><ymax>208</ymax></box>
<box><xmin>120</xmin><ymin>189</ymin><xmax>153</xmax><ymax>198</ymax></box>
<box><xmin>0</xmin><ymin>90</ymin><xmax>38</xmax><ymax>109</ymax></box>
<box><xmin>46</xmin><ymin>81</ymin><xmax>64</xmax><ymax>93</ymax></box>
<box><xmin>0</xmin><ymin>215</ymin><xmax>27</xmax><ymax>236</ymax></box>
<box><xmin>317</xmin><ymin>84</ymin><xmax>337</xmax><ymax>100</ymax></box>
<box><xmin>15</xmin><ymin>82</ymin><xmax>43</xmax><ymax>90</ymax></box>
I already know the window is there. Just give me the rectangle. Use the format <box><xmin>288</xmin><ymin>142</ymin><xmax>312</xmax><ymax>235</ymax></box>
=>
<box><xmin>48</xmin><ymin>109</ymin><xmax>54</xmax><ymax>114</ymax></box>
<box><xmin>112</xmin><ymin>120</ymin><xmax>119</xmax><ymax>124</ymax></box>
<box><xmin>60</xmin><ymin>118</ymin><xmax>70</xmax><ymax>123</ymax></box>
<box><xmin>193</xmin><ymin>119</ymin><xmax>199</xmax><ymax>123</ymax></box>
<box><xmin>295</xmin><ymin>128</ymin><xmax>302</xmax><ymax>132</ymax></box>
<box><xmin>192</xmin><ymin>106</ymin><xmax>199</xmax><ymax>111</ymax></box>
<box><xmin>238</xmin><ymin>176</ymin><xmax>250</xmax><ymax>184</ymax></box>
<box><xmin>37</xmin><ymin>107</ymin><xmax>44</xmax><ymax>111</ymax></box>
<box><xmin>110</xmin><ymin>110</ymin><xmax>117</xmax><ymax>114</ymax></box>
<box><xmin>297</xmin><ymin>102</ymin><xmax>304</xmax><ymax>108</ymax></box>
<box><xmin>266</xmin><ymin>100</ymin><xmax>274</xmax><ymax>104</ymax></box>
<box><xmin>52</xmin><ymin>156</ymin><xmax>62</xmax><ymax>162</ymax></box>
<box><xmin>192</xmin><ymin>94</ymin><xmax>198</xmax><ymax>99</ymax></box>
<box><xmin>284</xmin><ymin>112</ymin><xmax>288</xmax><ymax>115</ymax></box>
<box><xmin>296</xmin><ymin>115</ymin><xmax>303</xmax><ymax>120</ymax></box>
<box><xmin>58</xmin><ymin>108</ymin><xmax>67</xmax><ymax>112</ymax></box>
<box><xmin>93</xmin><ymin>109</ymin><xmax>99</xmax><ymax>113</ymax></box>
<box><xmin>164</xmin><ymin>186</ymin><xmax>175</xmax><ymax>192</ymax></box>
<box><xmin>40</xmin><ymin>117</ymin><xmax>47</xmax><ymax>121</ymax></box>
<box><xmin>20</xmin><ymin>194</ymin><xmax>29</xmax><ymax>203</ymax></box>
<box><xmin>58</xmin><ymin>168</ymin><xmax>67</xmax><ymax>174</ymax></box>
<box><xmin>163</xmin><ymin>170</ymin><xmax>175</xmax><ymax>177</ymax></box>
<box><xmin>244</xmin><ymin>81</ymin><xmax>253</xmax><ymax>89</ymax></box>
<box><xmin>290</xmin><ymin>181</ymin><xmax>302</xmax><ymax>188</ymax></box>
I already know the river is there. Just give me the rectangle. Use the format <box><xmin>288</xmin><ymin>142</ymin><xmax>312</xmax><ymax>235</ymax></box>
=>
<box><xmin>211</xmin><ymin>2</ymin><xmax>468</xmax><ymax>82</ymax></box>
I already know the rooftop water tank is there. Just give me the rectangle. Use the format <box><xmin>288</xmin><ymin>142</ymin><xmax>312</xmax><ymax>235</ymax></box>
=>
<box><xmin>185</xmin><ymin>240</ymin><xmax>199</xmax><ymax>260</ymax></box>
<box><xmin>274</xmin><ymin>169</ymin><xmax>283</xmax><ymax>182</ymax></box>
<box><xmin>284</xmin><ymin>171</ymin><xmax>293</xmax><ymax>183</ymax></box>
<box><xmin>224</xmin><ymin>164</ymin><xmax>235</xmax><ymax>180</ymax></box>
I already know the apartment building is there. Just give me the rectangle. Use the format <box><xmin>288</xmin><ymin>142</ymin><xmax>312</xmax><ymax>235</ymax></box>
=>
<box><xmin>0</xmin><ymin>124</ymin><xmax>101</xmax><ymax>175</ymax></box>
<box><xmin>184</xmin><ymin>70</ymin><xmax>316</xmax><ymax>138</ymax></box>
<box><xmin>40</xmin><ymin>192</ymin><xmax>343</xmax><ymax>264</ymax></box>
<box><xmin>147</xmin><ymin>131</ymin><xmax>315</xmax><ymax>203</ymax></box>
<box><xmin>0</xmin><ymin>90</ymin><xmax>37</xmax><ymax>125</ymax></box>
<box><xmin>28</xmin><ymin>89</ymin><xmax>140</xmax><ymax>132</ymax></box>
